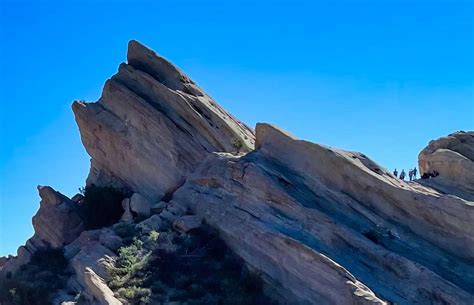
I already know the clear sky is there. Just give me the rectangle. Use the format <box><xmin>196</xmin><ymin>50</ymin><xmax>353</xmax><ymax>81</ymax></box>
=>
<box><xmin>0</xmin><ymin>0</ymin><xmax>473</xmax><ymax>256</ymax></box>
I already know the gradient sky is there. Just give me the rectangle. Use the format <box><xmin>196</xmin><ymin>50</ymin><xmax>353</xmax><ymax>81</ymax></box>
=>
<box><xmin>0</xmin><ymin>0</ymin><xmax>473</xmax><ymax>256</ymax></box>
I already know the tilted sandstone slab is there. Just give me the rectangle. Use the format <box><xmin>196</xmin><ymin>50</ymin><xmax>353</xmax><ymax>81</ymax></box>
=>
<box><xmin>1</xmin><ymin>186</ymin><xmax>84</xmax><ymax>276</ymax></box>
<box><xmin>172</xmin><ymin>124</ymin><xmax>474</xmax><ymax>305</ymax></box>
<box><xmin>21</xmin><ymin>40</ymin><xmax>470</xmax><ymax>304</ymax></box>
<box><xmin>72</xmin><ymin>40</ymin><xmax>255</xmax><ymax>201</ymax></box>
<box><xmin>32</xmin><ymin>186</ymin><xmax>85</xmax><ymax>248</ymax></box>
<box><xmin>418</xmin><ymin>131</ymin><xmax>474</xmax><ymax>200</ymax></box>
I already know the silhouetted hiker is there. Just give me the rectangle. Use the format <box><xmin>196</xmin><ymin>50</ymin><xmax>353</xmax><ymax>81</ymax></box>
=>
<box><xmin>413</xmin><ymin>167</ymin><xmax>417</xmax><ymax>179</ymax></box>
<box><xmin>399</xmin><ymin>169</ymin><xmax>406</xmax><ymax>180</ymax></box>
<box><xmin>393</xmin><ymin>169</ymin><xmax>398</xmax><ymax>177</ymax></box>
<box><xmin>408</xmin><ymin>169</ymin><xmax>413</xmax><ymax>181</ymax></box>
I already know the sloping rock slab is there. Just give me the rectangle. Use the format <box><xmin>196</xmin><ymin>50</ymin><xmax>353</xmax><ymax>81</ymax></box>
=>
<box><xmin>72</xmin><ymin>40</ymin><xmax>255</xmax><ymax>201</ymax></box>
<box><xmin>173</xmin><ymin>124</ymin><xmax>474</xmax><ymax>305</ymax></box>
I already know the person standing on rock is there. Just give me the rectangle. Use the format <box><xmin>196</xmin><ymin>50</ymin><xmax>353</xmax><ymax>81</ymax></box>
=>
<box><xmin>393</xmin><ymin>169</ymin><xmax>398</xmax><ymax>178</ymax></box>
<box><xmin>408</xmin><ymin>169</ymin><xmax>413</xmax><ymax>181</ymax></box>
<box><xmin>413</xmin><ymin>167</ymin><xmax>417</xmax><ymax>179</ymax></box>
<box><xmin>399</xmin><ymin>169</ymin><xmax>406</xmax><ymax>180</ymax></box>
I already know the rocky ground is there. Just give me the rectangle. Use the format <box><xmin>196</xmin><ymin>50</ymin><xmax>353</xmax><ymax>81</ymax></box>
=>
<box><xmin>1</xmin><ymin>40</ymin><xmax>473</xmax><ymax>305</ymax></box>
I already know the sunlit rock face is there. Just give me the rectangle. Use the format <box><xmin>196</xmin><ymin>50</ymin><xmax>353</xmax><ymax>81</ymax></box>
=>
<box><xmin>71</xmin><ymin>41</ymin><xmax>473</xmax><ymax>305</ymax></box>
<box><xmin>173</xmin><ymin>124</ymin><xmax>474</xmax><ymax>305</ymax></box>
<box><xmin>72</xmin><ymin>40</ymin><xmax>255</xmax><ymax>201</ymax></box>
<box><xmin>3</xmin><ymin>40</ymin><xmax>473</xmax><ymax>305</ymax></box>
<box><xmin>418</xmin><ymin>131</ymin><xmax>474</xmax><ymax>201</ymax></box>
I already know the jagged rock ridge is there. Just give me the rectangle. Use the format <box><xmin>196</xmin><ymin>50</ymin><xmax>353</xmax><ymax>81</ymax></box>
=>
<box><xmin>72</xmin><ymin>40</ymin><xmax>255</xmax><ymax>200</ymax></box>
<box><xmin>1</xmin><ymin>40</ymin><xmax>473</xmax><ymax>305</ymax></box>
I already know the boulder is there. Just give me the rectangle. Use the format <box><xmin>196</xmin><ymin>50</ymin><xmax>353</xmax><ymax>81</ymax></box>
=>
<box><xmin>32</xmin><ymin>186</ymin><xmax>85</xmax><ymax>248</ymax></box>
<box><xmin>84</xmin><ymin>267</ymin><xmax>122</xmax><ymax>305</ymax></box>
<box><xmin>129</xmin><ymin>193</ymin><xmax>152</xmax><ymax>218</ymax></box>
<box><xmin>165</xmin><ymin>200</ymin><xmax>186</xmax><ymax>216</ymax></box>
<box><xmin>64</xmin><ymin>228</ymin><xmax>123</xmax><ymax>259</ymax></box>
<box><xmin>72</xmin><ymin>40</ymin><xmax>255</xmax><ymax>201</ymax></box>
<box><xmin>151</xmin><ymin>201</ymin><xmax>167</xmax><ymax>214</ymax></box>
<box><xmin>136</xmin><ymin>215</ymin><xmax>163</xmax><ymax>234</ymax></box>
<box><xmin>120</xmin><ymin>198</ymin><xmax>134</xmax><ymax>222</ymax></box>
<box><xmin>418</xmin><ymin>131</ymin><xmax>474</xmax><ymax>199</ymax></box>
<box><xmin>173</xmin><ymin>215</ymin><xmax>202</xmax><ymax>233</ymax></box>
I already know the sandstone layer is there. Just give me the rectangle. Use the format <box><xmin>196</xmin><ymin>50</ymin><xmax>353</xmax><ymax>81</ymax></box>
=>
<box><xmin>72</xmin><ymin>40</ymin><xmax>255</xmax><ymax>201</ymax></box>
<box><xmin>2</xmin><ymin>40</ymin><xmax>473</xmax><ymax>305</ymax></box>
<box><xmin>418</xmin><ymin>131</ymin><xmax>474</xmax><ymax>201</ymax></box>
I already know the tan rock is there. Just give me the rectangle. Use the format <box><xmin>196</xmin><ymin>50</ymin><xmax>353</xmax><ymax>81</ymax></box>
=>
<box><xmin>32</xmin><ymin>186</ymin><xmax>84</xmax><ymax>249</ymax></box>
<box><xmin>84</xmin><ymin>267</ymin><xmax>122</xmax><ymax>305</ymax></box>
<box><xmin>119</xmin><ymin>198</ymin><xmax>133</xmax><ymax>222</ymax></box>
<box><xmin>72</xmin><ymin>40</ymin><xmax>255</xmax><ymax>201</ymax></box>
<box><xmin>418</xmin><ymin>131</ymin><xmax>474</xmax><ymax>199</ymax></box>
<box><xmin>129</xmin><ymin>193</ymin><xmax>152</xmax><ymax>218</ymax></box>
<box><xmin>172</xmin><ymin>124</ymin><xmax>474</xmax><ymax>305</ymax></box>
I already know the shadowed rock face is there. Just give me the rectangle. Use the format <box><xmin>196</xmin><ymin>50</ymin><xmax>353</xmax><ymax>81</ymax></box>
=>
<box><xmin>72</xmin><ymin>40</ymin><xmax>255</xmax><ymax>201</ymax></box>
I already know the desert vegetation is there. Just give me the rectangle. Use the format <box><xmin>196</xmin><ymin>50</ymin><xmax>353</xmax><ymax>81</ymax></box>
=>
<box><xmin>108</xmin><ymin>223</ymin><xmax>277</xmax><ymax>305</ymax></box>
<box><xmin>0</xmin><ymin>249</ymin><xmax>70</xmax><ymax>305</ymax></box>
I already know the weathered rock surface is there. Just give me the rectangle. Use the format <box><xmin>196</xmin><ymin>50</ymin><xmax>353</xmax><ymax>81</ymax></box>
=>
<box><xmin>6</xmin><ymin>40</ymin><xmax>473</xmax><ymax>305</ymax></box>
<box><xmin>172</xmin><ymin>124</ymin><xmax>474</xmax><ymax>305</ymax></box>
<box><xmin>70</xmin><ymin>41</ymin><xmax>473</xmax><ymax>305</ymax></box>
<box><xmin>84</xmin><ymin>267</ymin><xmax>122</xmax><ymax>305</ymax></box>
<box><xmin>135</xmin><ymin>214</ymin><xmax>164</xmax><ymax>233</ymax></box>
<box><xmin>418</xmin><ymin>131</ymin><xmax>474</xmax><ymax>200</ymax></box>
<box><xmin>33</xmin><ymin>186</ymin><xmax>85</xmax><ymax>248</ymax></box>
<box><xmin>72</xmin><ymin>40</ymin><xmax>255</xmax><ymax>201</ymax></box>
<box><xmin>129</xmin><ymin>192</ymin><xmax>152</xmax><ymax>218</ymax></box>
<box><xmin>1</xmin><ymin>186</ymin><xmax>84</xmax><ymax>275</ymax></box>
<box><xmin>65</xmin><ymin>229</ymin><xmax>123</xmax><ymax>305</ymax></box>
<box><xmin>173</xmin><ymin>215</ymin><xmax>202</xmax><ymax>233</ymax></box>
<box><xmin>119</xmin><ymin>198</ymin><xmax>134</xmax><ymax>222</ymax></box>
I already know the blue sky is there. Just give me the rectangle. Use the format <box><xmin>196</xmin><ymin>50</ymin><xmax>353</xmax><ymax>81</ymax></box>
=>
<box><xmin>0</xmin><ymin>0</ymin><xmax>473</xmax><ymax>256</ymax></box>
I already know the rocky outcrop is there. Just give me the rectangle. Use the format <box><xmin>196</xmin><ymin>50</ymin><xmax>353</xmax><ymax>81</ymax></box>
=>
<box><xmin>6</xmin><ymin>40</ymin><xmax>473</xmax><ymax>305</ymax></box>
<box><xmin>33</xmin><ymin>186</ymin><xmax>85</xmax><ymax>248</ymax></box>
<box><xmin>69</xmin><ymin>41</ymin><xmax>473</xmax><ymax>305</ymax></box>
<box><xmin>72</xmin><ymin>40</ymin><xmax>255</xmax><ymax>201</ymax></box>
<box><xmin>172</xmin><ymin>124</ymin><xmax>474</xmax><ymax>305</ymax></box>
<box><xmin>65</xmin><ymin>229</ymin><xmax>123</xmax><ymax>305</ymax></box>
<box><xmin>1</xmin><ymin>186</ymin><xmax>84</xmax><ymax>276</ymax></box>
<box><xmin>418</xmin><ymin>131</ymin><xmax>474</xmax><ymax>200</ymax></box>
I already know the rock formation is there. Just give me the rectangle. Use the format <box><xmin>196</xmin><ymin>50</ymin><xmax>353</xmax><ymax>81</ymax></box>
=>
<box><xmin>1</xmin><ymin>40</ymin><xmax>473</xmax><ymax>305</ymax></box>
<box><xmin>72</xmin><ymin>40</ymin><xmax>254</xmax><ymax>201</ymax></box>
<box><xmin>418</xmin><ymin>131</ymin><xmax>474</xmax><ymax>201</ymax></box>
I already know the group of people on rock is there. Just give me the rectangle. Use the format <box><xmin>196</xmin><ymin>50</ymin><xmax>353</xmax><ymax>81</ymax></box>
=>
<box><xmin>393</xmin><ymin>167</ymin><xmax>418</xmax><ymax>181</ymax></box>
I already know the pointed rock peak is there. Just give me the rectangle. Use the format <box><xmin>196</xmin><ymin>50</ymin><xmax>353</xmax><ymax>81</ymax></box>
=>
<box><xmin>37</xmin><ymin>185</ymin><xmax>66</xmax><ymax>206</ymax></box>
<box><xmin>127</xmin><ymin>39</ymin><xmax>201</xmax><ymax>96</ymax></box>
<box><xmin>255</xmin><ymin>123</ymin><xmax>298</xmax><ymax>150</ymax></box>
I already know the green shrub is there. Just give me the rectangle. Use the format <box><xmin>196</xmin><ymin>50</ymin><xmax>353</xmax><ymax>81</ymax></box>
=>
<box><xmin>108</xmin><ymin>239</ymin><xmax>151</xmax><ymax>304</ymax></box>
<box><xmin>117</xmin><ymin>286</ymin><xmax>151</xmax><ymax>304</ymax></box>
<box><xmin>0</xmin><ymin>249</ymin><xmax>69</xmax><ymax>305</ymax></box>
<box><xmin>231</xmin><ymin>137</ymin><xmax>243</xmax><ymax>152</ymax></box>
<box><xmin>80</xmin><ymin>185</ymin><xmax>127</xmax><ymax>229</ymax></box>
<box><xmin>148</xmin><ymin>230</ymin><xmax>160</xmax><ymax>242</ymax></box>
<box><xmin>107</xmin><ymin>225</ymin><xmax>277</xmax><ymax>305</ymax></box>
